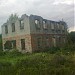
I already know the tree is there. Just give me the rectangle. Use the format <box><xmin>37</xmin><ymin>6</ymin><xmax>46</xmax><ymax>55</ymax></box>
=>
<box><xmin>64</xmin><ymin>31</ymin><xmax>75</xmax><ymax>51</ymax></box>
<box><xmin>0</xmin><ymin>34</ymin><xmax>3</xmax><ymax>50</ymax></box>
<box><xmin>69</xmin><ymin>32</ymin><xmax>75</xmax><ymax>43</ymax></box>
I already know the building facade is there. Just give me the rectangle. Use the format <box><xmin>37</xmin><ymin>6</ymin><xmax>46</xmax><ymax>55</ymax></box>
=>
<box><xmin>2</xmin><ymin>14</ymin><xmax>67</xmax><ymax>53</ymax></box>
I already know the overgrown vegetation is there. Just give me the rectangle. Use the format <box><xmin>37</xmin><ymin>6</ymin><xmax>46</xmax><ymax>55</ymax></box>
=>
<box><xmin>62</xmin><ymin>31</ymin><xmax>75</xmax><ymax>53</ymax></box>
<box><xmin>0</xmin><ymin>50</ymin><xmax>75</xmax><ymax>75</ymax></box>
<box><xmin>0</xmin><ymin>32</ymin><xmax>75</xmax><ymax>75</ymax></box>
<box><xmin>0</xmin><ymin>34</ymin><xmax>2</xmax><ymax>50</ymax></box>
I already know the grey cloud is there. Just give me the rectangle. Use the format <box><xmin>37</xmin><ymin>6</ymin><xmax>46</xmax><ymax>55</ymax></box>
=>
<box><xmin>0</xmin><ymin>0</ymin><xmax>74</xmax><ymax>33</ymax></box>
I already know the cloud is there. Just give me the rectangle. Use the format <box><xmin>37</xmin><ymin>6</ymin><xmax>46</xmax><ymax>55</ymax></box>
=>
<box><xmin>53</xmin><ymin>0</ymin><xmax>74</xmax><ymax>5</ymax></box>
<box><xmin>0</xmin><ymin>0</ymin><xmax>74</xmax><ymax>33</ymax></box>
<box><xmin>0</xmin><ymin>0</ymin><xmax>16</xmax><ymax>7</ymax></box>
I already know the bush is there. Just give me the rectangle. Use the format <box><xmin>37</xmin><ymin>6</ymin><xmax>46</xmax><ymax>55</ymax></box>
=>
<box><xmin>0</xmin><ymin>62</ymin><xmax>15</xmax><ymax>75</ymax></box>
<box><xmin>43</xmin><ymin>47</ymin><xmax>60</xmax><ymax>54</ymax></box>
<box><xmin>8</xmin><ymin>49</ymin><xmax>23</xmax><ymax>57</ymax></box>
<box><xmin>50</xmin><ymin>53</ymin><xmax>66</xmax><ymax>66</ymax></box>
<box><xmin>0</xmin><ymin>51</ymin><xmax>6</xmax><ymax>56</ymax></box>
<box><xmin>0</xmin><ymin>34</ymin><xmax>3</xmax><ymax>50</ymax></box>
<box><xmin>0</xmin><ymin>52</ymin><xmax>75</xmax><ymax>75</ymax></box>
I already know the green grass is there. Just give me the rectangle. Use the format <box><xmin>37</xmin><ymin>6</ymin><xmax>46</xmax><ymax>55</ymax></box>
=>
<box><xmin>0</xmin><ymin>52</ymin><xmax>52</xmax><ymax>64</ymax></box>
<box><xmin>0</xmin><ymin>51</ymin><xmax>75</xmax><ymax>75</ymax></box>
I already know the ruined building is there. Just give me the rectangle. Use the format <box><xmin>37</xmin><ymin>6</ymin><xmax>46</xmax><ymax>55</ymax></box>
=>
<box><xmin>2</xmin><ymin>14</ymin><xmax>67</xmax><ymax>53</ymax></box>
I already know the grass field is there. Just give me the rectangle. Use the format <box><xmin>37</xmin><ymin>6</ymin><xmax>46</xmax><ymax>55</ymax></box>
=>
<box><xmin>0</xmin><ymin>50</ymin><xmax>75</xmax><ymax>75</ymax></box>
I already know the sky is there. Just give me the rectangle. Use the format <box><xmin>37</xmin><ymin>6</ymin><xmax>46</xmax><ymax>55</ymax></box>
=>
<box><xmin>0</xmin><ymin>0</ymin><xmax>75</xmax><ymax>33</ymax></box>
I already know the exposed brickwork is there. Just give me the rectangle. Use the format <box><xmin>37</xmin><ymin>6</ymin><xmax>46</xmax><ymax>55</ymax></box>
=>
<box><xmin>2</xmin><ymin>34</ymin><xmax>32</xmax><ymax>53</ymax></box>
<box><xmin>31</xmin><ymin>34</ymin><xmax>66</xmax><ymax>52</ymax></box>
<box><xmin>2</xmin><ymin>14</ymin><xmax>67</xmax><ymax>53</ymax></box>
<box><xmin>2</xmin><ymin>33</ymin><xmax>66</xmax><ymax>52</ymax></box>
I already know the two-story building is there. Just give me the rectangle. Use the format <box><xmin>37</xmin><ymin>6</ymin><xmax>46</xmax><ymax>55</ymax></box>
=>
<box><xmin>2</xmin><ymin>14</ymin><xmax>67</xmax><ymax>53</ymax></box>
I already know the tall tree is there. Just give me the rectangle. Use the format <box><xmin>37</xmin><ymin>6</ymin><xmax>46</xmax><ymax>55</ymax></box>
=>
<box><xmin>65</xmin><ymin>31</ymin><xmax>75</xmax><ymax>51</ymax></box>
<box><xmin>69</xmin><ymin>32</ymin><xmax>75</xmax><ymax>43</ymax></box>
<box><xmin>0</xmin><ymin>34</ymin><xmax>3</xmax><ymax>50</ymax></box>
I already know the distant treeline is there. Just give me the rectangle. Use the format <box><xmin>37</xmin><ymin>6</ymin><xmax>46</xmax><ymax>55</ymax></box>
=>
<box><xmin>0</xmin><ymin>34</ymin><xmax>2</xmax><ymax>50</ymax></box>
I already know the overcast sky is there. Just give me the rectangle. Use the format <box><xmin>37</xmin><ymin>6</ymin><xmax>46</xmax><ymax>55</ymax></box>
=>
<box><xmin>0</xmin><ymin>0</ymin><xmax>75</xmax><ymax>33</ymax></box>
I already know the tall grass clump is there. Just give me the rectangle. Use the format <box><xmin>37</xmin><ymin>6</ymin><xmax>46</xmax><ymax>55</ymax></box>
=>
<box><xmin>0</xmin><ymin>62</ymin><xmax>15</xmax><ymax>75</ymax></box>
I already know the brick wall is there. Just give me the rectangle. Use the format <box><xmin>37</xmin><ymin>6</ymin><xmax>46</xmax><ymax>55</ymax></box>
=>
<box><xmin>2</xmin><ymin>34</ymin><xmax>32</xmax><ymax>53</ymax></box>
<box><xmin>2</xmin><ymin>34</ymin><xmax>66</xmax><ymax>52</ymax></box>
<box><xmin>31</xmin><ymin>34</ymin><xmax>66</xmax><ymax>52</ymax></box>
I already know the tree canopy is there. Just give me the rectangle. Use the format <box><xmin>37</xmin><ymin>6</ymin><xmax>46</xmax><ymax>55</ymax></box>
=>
<box><xmin>0</xmin><ymin>34</ymin><xmax>2</xmax><ymax>50</ymax></box>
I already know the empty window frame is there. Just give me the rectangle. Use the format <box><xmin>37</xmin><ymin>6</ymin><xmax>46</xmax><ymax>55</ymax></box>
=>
<box><xmin>21</xmin><ymin>39</ymin><xmax>25</xmax><ymax>50</ymax></box>
<box><xmin>11</xmin><ymin>40</ymin><xmax>16</xmax><ymax>49</ymax></box>
<box><xmin>4</xmin><ymin>41</ymin><xmax>12</xmax><ymax>49</ymax></box>
<box><xmin>63</xmin><ymin>37</ymin><xmax>65</xmax><ymax>43</ymax></box>
<box><xmin>46</xmin><ymin>37</ymin><xmax>49</xmax><ymax>47</ymax></box>
<box><xmin>51</xmin><ymin>23</ymin><xmax>54</xmax><ymax>30</ymax></box>
<box><xmin>35</xmin><ymin>20</ymin><xmax>40</xmax><ymax>29</ymax></box>
<box><xmin>20</xmin><ymin>20</ymin><xmax>24</xmax><ymax>29</ymax></box>
<box><xmin>43</xmin><ymin>21</ymin><xmax>47</xmax><ymax>29</ymax></box>
<box><xmin>61</xmin><ymin>23</ymin><xmax>65</xmax><ymax>30</ymax></box>
<box><xmin>35</xmin><ymin>20</ymin><xmax>38</xmax><ymax>24</ymax></box>
<box><xmin>57</xmin><ymin>36</ymin><xmax>61</xmax><ymax>42</ymax></box>
<box><xmin>5</xmin><ymin>25</ymin><xmax>8</xmax><ymax>34</ymax></box>
<box><xmin>59</xmin><ymin>22</ymin><xmax>64</xmax><ymax>30</ymax></box>
<box><xmin>37</xmin><ymin>38</ymin><xmax>41</xmax><ymax>48</ymax></box>
<box><xmin>57</xmin><ymin>23</ymin><xmax>60</xmax><ymax>29</ymax></box>
<box><xmin>12</xmin><ymin>23</ymin><xmax>15</xmax><ymax>32</ymax></box>
<box><xmin>52</xmin><ymin>37</ymin><xmax>56</xmax><ymax>47</ymax></box>
<box><xmin>4</xmin><ymin>40</ymin><xmax>16</xmax><ymax>49</ymax></box>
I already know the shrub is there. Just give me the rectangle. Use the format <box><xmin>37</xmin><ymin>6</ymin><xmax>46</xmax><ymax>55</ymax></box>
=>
<box><xmin>50</xmin><ymin>53</ymin><xmax>66</xmax><ymax>67</ymax></box>
<box><xmin>8</xmin><ymin>49</ymin><xmax>23</xmax><ymax>57</ymax></box>
<box><xmin>43</xmin><ymin>47</ymin><xmax>60</xmax><ymax>54</ymax></box>
<box><xmin>0</xmin><ymin>51</ymin><xmax>6</xmax><ymax>56</ymax></box>
<box><xmin>0</xmin><ymin>62</ymin><xmax>15</xmax><ymax>75</ymax></box>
